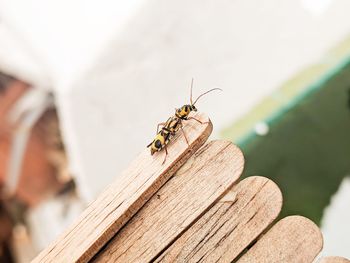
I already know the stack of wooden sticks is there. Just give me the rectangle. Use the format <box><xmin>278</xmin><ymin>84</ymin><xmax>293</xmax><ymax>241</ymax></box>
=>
<box><xmin>32</xmin><ymin>113</ymin><xmax>348</xmax><ymax>263</ymax></box>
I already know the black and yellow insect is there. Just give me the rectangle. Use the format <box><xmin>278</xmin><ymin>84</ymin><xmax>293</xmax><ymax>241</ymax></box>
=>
<box><xmin>147</xmin><ymin>79</ymin><xmax>221</xmax><ymax>163</ymax></box>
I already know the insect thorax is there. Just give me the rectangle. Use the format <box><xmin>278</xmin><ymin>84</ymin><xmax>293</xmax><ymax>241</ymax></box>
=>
<box><xmin>175</xmin><ymin>104</ymin><xmax>194</xmax><ymax>119</ymax></box>
<box><xmin>165</xmin><ymin>116</ymin><xmax>181</xmax><ymax>133</ymax></box>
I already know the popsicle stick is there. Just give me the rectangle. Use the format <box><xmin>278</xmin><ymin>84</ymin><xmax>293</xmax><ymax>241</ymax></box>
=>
<box><xmin>238</xmin><ymin>216</ymin><xmax>323</xmax><ymax>263</ymax></box>
<box><xmin>318</xmin><ymin>257</ymin><xmax>350</xmax><ymax>263</ymax></box>
<box><xmin>32</xmin><ymin>112</ymin><xmax>212</xmax><ymax>263</ymax></box>
<box><xmin>93</xmin><ymin>140</ymin><xmax>244</xmax><ymax>263</ymax></box>
<box><xmin>156</xmin><ymin>176</ymin><xmax>282</xmax><ymax>263</ymax></box>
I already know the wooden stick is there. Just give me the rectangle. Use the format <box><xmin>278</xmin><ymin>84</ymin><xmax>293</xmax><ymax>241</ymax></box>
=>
<box><xmin>238</xmin><ymin>216</ymin><xmax>323</xmax><ymax>263</ymax></box>
<box><xmin>155</xmin><ymin>176</ymin><xmax>283</xmax><ymax>263</ymax></box>
<box><xmin>32</xmin><ymin>112</ymin><xmax>212</xmax><ymax>263</ymax></box>
<box><xmin>93</xmin><ymin>140</ymin><xmax>244</xmax><ymax>262</ymax></box>
<box><xmin>318</xmin><ymin>257</ymin><xmax>350</xmax><ymax>263</ymax></box>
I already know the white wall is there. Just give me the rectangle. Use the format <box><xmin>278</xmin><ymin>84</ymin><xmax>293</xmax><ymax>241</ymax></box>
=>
<box><xmin>55</xmin><ymin>0</ymin><xmax>350</xmax><ymax>199</ymax></box>
<box><xmin>0</xmin><ymin>0</ymin><xmax>350</xmax><ymax>209</ymax></box>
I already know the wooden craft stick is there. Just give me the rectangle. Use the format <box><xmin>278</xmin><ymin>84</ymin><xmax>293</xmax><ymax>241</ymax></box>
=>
<box><xmin>318</xmin><ymin>257</ymin><xmax>350</xmax><ymax>263</ymax></box>
<box><xmin>238</xmin><ymin>215</ymin><xmax>323</xmax><ymax>263</ymax></box>
<box><xmin>93</xmin><ymin>140</ymin><xmax>244</xmax><ymax>262</ymax></box>
<box><xmin>156</xmin><ymin>176</ymin><xmax>282</xmax><ymax>263</ymax></box>
<box><xmin>32</xmin><ymin>112</ymin><xmax>212</xmax><ymax>263</ymax></box>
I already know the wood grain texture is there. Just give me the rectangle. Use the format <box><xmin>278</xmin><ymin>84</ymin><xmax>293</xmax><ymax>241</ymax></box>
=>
<box><xmin>155</xmin><ymin>176</ymin><xmax>282</xmax><ymax>263</ymax></box>
<box><xmin>93</xmin><ymin>140</ymin><xmax>244</xmax><ymax>263</ymax></box>
<box><xmin>32</xmin><ymin>112</ymin><xmax>212</xmax><ymax>263</ymax></box>
<box><xmin>238</xmin><ymin>215</ymin><xmax>323</xmax><ymax>263</ymax></box>
<box><xmin>318</xmin><ymin>257</ymin><xmax>350</xmax><ymax>263</ymax></box>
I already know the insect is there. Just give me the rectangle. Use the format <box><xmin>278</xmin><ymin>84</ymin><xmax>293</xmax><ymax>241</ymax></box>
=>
<box><xmin>147</xmin><ymin>79</ymin><xmax>221</xmax><ymax>164</ymax></box>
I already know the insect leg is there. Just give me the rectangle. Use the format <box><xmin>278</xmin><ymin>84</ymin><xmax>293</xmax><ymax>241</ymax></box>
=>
<box><xmin>187</xmin><ymin>116</ymin><xmax>210</xmax><ymax>125</ymax></box>
<box><xmin>158</xmin><ymin>117</ymin><xmax>172</xmax><ymax>133</ymax></box>
<box><xmin>179</xmin><ymin>122</ymin><xmax>189</xmax><ymax>146</ymax></box>
<box><xmin>162</xmin><ymin>143</ymin><xmax>168</xmax><ymax>164</ymax></box>
<box><xmin>157</xmin><ymin>122</ymin><xmax>166</xmax><ymax>133</ymax></box>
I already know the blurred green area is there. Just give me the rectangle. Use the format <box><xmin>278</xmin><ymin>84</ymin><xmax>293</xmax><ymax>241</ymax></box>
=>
<box><xmin>222</xmin><ymin>61</ymin><xmax>350</xmax><ymax>226</ymax></box>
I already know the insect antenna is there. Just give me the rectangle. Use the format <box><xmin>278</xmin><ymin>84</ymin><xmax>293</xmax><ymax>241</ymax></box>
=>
<box><xmin>190</xmin><ymin>78</ymin><xmax>194</xmax><ymax>105</ymax></box>
<box><xmin>192</xmin><ymin>87</ymin><xmax>222</xmax><ymax>106</ymax></box>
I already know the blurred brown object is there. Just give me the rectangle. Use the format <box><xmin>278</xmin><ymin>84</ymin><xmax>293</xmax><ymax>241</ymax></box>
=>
<box><xmin>0</xmin><ymin>73</ymin><xmax>15</xmax><ymax>94</ymax></box>
<box><xmin>0</xmin><ymin>73</ymin><xmax>72</xmax><ymax>262</ymax></box>
<box><xmin>0</xmin><ymin>77</ymin><xmax>29</xmax><ymax>195</ymax></box>
<box><xmin>0</xmin><ymin>203</ymin><xmax>14</xmax><ymax>263</ymax></box>
<box><xmin>0</xmin><ymin>76</ymin><xmax>27</xmax><ymax>132</ymax></box>
<box><xmin>0</xmin><ymin>74</ymin><xmax>64</xmax><ymax>207</ymax></box>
